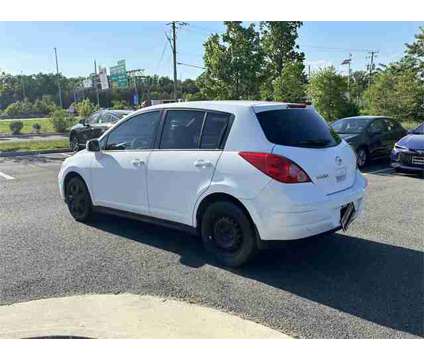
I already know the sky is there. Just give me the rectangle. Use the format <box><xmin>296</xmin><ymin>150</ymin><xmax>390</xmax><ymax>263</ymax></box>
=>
<box><xmin>0</xmin><ymin>21</ymin><xmax>422</xmax><ymax>80</ymax></box>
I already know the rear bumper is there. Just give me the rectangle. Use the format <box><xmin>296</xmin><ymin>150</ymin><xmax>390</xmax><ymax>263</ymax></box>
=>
<box><xmin>243</xmin><ymin>170</ymin><xmax>367</xmax><ymax>241</ymax></box>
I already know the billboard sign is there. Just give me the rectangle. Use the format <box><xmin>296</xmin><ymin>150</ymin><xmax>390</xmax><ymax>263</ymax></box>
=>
<box><xmin>82</xmin><ymin>78</ymin><xmax>93</xmax><ymax>89</ymax></box>
<box><xmin>98</xmin><ymin>66</ymin><xmax>109</xmax><ymax>90</ymax></box>
<box><xmin>110</xmin><ymin>60</ymin><xmax>128</xmax><ymax>88</ymax></box>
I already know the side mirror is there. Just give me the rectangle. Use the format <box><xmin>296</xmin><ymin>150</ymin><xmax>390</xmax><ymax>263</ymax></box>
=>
<box><xmin>87</xmin><ymin>139</ymin><xmax>100</xmax><ymax>152</ymax></box>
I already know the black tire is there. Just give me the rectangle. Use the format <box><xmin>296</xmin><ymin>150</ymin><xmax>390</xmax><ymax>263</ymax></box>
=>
<box><xmin>356</xmin><ymin>147</ymin><xmax>368</xmax><ymax>169</ymax></box>
<box><xmin>65</xmin><ymin>176</ymin><xmax>93</xmax><ymax>222</ymax></box>
<box><xmin>201</xmin><ymin>201</ymin><xmax>258</xmax><ymax>267</ymax></box>
<box><xmin>70</xmin><ymin>135</ymin><xmax>80</xmax><ymax>152</ymax></box>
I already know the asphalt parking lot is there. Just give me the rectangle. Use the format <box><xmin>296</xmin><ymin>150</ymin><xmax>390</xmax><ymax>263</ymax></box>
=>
<box><xmin>0</xmin><ymin>154</ymin><xmax>423</xmax><ymax>338</ymax></box>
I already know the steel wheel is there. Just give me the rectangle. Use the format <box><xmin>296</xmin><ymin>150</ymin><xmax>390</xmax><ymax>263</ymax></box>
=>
<box><xmin>66</xmin><ymin>177</ymin><xmax>92</xmax><ymax>221</ymax></box>
<box><xmin>212</xmin><ymin>216</ymin><xmax>243</xmax><ymax>253</ymax></box>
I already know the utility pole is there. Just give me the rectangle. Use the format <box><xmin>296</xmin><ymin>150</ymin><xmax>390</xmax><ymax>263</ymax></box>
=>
<box><xmin>54</xmin><ymin>47</ymin><xmax>63</xmax><ymax>108</ymax></box>
<box><xmin>20</xmin><ymin>71</ymin><xmax>26</xmax><ymax>100</ymax></box>
<box><xmin>341</xmin><ymin>54</ymin><xmax>352</xmax><ymax>100</ymax></box>
<box><xmin>368</xmin><ymin>50</ymin><xmax>378</xmax><ymax>86</ymax></box>
<box><xmin>172</xmin><ymin>22</ymin><xmax>177</xmax><ymax>100</ymax></box>
<box><xmin>167</xmin><ymin>21</ymin><xmax>187</xmax><ymax>101</ymax></box>
<box><xmin>94</xmin><ymin>60</ymin><xmax>100</xmax><ymax>107</ymax></box>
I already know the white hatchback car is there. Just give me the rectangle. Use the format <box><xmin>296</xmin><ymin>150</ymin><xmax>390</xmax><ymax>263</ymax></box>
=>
<box><xmin>58</xmin><ymin>101</ymin><xmax>367</xmax><ymax>267</ymax></box>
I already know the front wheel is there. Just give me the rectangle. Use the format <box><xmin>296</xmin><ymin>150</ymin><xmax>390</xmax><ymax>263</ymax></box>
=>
<box><xmin>356</xmin><ymin>147</ymin><xmax>368</xmax><ymax>169</ymax></box>
<box><xmin>201</xmin><ymin>201</ymin><xmax>258</xmax><ymax>267</ymax></box>
<box><xmin>65</xmin><ymin>176</ymin><xmax>93</xmax><ymax>222</ymax></box>
<box><xmin>70</xmin><ymin>135</ymin><xmax>80</xmax><ymax>152</ymax></box>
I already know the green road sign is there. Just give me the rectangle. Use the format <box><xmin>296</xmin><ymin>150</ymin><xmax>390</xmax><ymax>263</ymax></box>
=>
<box><xmin>110</xmin><ymin>60</ymin><xmax>128</xmax><ymax>88</ymax></box>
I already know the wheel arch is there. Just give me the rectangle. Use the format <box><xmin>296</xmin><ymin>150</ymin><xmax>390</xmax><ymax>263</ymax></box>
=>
<box><xmin>63</xmin><ymin>171</ymin><xmax>89</xmax><ymax>199</ymax></box>
<box><xmin>194</xmin><ymin>192</ymin><xmax>263</xmax><ymax>247</ymax></box>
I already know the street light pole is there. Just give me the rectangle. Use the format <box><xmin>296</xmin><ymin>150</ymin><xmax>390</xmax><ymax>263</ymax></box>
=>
<box><xmin>54</xmin><ymin>47</ymin><xmax>63</xmax><ymax>108</ymax></box>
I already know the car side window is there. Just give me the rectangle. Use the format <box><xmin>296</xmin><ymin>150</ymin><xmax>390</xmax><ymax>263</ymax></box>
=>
<box><xmin>105</xmin><ymin>111</ymin><xmax>161</xmax><ymax>151</ymax></box>
<box><xmin>200</xmin><ymin>112</ymin><xmax>230</xmax><ymax>149</ymax></box>
<box><xmin>369</xmin><ymin>119</ymin><xmax>385</xmax><ymax>133</ymax></box>
<box><xmin>160</xmin><ymin>110</ymin><xmax>205</xmax><ymax>149</ymax></box>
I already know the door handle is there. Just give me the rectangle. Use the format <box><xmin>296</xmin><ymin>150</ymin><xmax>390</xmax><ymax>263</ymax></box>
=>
<box><xmin>131</xmin><ymin>159</ymin><xmax>144</xmax><ymax>166</ymax></box>
<box><xmin>194</xmin><ymin>160</ymin><xmax>213</xmax><ymax>168</ymax></box>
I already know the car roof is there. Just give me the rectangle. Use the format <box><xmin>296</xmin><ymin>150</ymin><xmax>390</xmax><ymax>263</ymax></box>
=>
<box><xmin>338</xmin><ymin>116</ymin><xmax>389</xmax><ymax>121</ymax></box>
<box><xmin>132</xmin><ymin>100</ymin><xmax>312</xmax><ymax>115</ymax></box>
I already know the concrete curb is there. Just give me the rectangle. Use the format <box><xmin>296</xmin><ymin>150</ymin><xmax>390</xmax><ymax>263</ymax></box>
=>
<box><xmin>0</xmin><ymin>132</ymin><xmax>66</xmax><ymax>139</ymax></box>
<box><xmin>0</xmin><ymin>294</ymin><xmax>289</xmax><ymax>339</ymax></box>
<box><xmin>0</xmin><ymin>148</ymin><xmax>70</xmax><ymax>158</ymax></box>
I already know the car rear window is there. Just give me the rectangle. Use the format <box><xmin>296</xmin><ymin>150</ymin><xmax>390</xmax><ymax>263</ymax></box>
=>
<box><xmin>256</xmin><ymin>108</ymin><xmax>341</xmax><ymax>148</ymax></box>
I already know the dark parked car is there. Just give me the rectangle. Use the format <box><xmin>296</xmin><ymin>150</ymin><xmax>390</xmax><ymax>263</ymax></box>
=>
<box><xmin>69</xmin><ymin>109</ymin><xmax>132</xmax><ymax>151</ymax></box>
<box><xmin>391</xmin><ymin>122</ymin><xmax>424</xmax><ymax>173</ymax></box>
<box><xmin>331</xmin><ymin>116</ymin><xmax>407</xmax><ymax>168</ymax></box>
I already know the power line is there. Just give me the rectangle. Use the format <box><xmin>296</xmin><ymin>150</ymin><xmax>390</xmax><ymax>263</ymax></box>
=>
<box><xmin>301</xmin><ymin>44</ymin><xmax>377</xmax><ymax>53</ymax></box>
<box><xmin>177</xmin><ymin>62</ymin><xmax>205</xmax><ymax>70</ymax></box>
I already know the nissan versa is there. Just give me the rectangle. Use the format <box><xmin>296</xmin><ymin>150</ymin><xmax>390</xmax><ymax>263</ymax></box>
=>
<box><xmin>58</xmin><ymin>101</ymin><xmax>367</xmax><ymax>267</ymax></box>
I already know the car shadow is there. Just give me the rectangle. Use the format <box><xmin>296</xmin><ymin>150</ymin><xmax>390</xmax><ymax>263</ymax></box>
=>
<box><xmin>89</xmin><ymin>213</ymin><xmax>424</xmax><ymax>337</ymax></box>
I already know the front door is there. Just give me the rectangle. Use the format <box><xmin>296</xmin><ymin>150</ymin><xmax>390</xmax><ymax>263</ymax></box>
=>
<box><xmin>147</xmin><ymin>110</ymin><xmax>230</xmax><ymax>226</ymax></box>
<box><xmin>90</xmin><ymin>111</ymin><xmax>161</xmax><ymax>214</ymax></box>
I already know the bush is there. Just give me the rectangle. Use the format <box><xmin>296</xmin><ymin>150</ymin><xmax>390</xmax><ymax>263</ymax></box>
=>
<box><xmin>4</xmin><ymin>102</ymin><xmax>22</xmax><ymax>117</ymax></box>
<box><xmin>32</xmin><ymin>123</ymin><xmax>41</xmax><ymax>133</ymax></box>
<box><xmin>33</xmin><ymin>96</ymin><xmax>57</xmax><ymax>115</ymax></box>
<box><xmin>50</xmin><ymin>109</ymin><xmax>74</xmax><ymax>133</ymax></box>
<box><xmin>9</xmin><ymin>120</ymin><xmax>24</xmax><ymax>134</ymax></box>
<box><xmin>111</xmin><ymin>100</ymin><xmax>129</xmax><ymax>110</ymax></box>
<box><xmin>73</xmin><ymin>99</ymin><xmax>95</xmax><ymax>118</ymax></box>
<box><xmin>4</xmin><ymin>100</ymin><xmax>35</xmax><ymax>117</ymax></box>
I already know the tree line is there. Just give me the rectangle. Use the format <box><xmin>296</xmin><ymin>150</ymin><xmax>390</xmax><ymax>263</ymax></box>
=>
<box><xmin>1</xmin><ymin>22</ymin><xmax>422</xmax><ymax>124</ymax></box>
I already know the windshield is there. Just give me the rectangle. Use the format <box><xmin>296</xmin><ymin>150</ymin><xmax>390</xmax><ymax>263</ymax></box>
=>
<box><xmin>111</xmin><ymin>112</ymin><xmax>132</xmax><ymax>122</ymax></box>
<box><xmin>331</xmin><ymin>117</ymin><xmax>370</xmax><ymax>134</ymax></box>
<box><xmin>412</xmin><ymin>123</ymin><xmax>424</xmax><ymax>134</ymax></box>
<box><xmin>256</xmin><ymin>108</ymin><xmax>341</xmax><ymax>148</ymax></box>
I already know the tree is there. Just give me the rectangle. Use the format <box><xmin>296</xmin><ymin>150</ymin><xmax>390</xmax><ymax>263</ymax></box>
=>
<box><xmin>307</xmin><ymin>66</ymin><xmax>358</xmax><ymax>121</ymax></box>
<box><xmin>362</xmin><ymin>65</ymin><xmax>423</xmax><ymax>122</ymax></box>
<box><xmin>271</xmin><ymin>60</ymin><xmax>307</xmax><ymax>102</ymax></box>
<box><xmin>259</xmin><ymin>21</ymin><xmax>305</xmax><ymax>100</ymax></box>
<box><xmin>405</xmin><ymin>26</ymin><xmax>423</xmax><ymax>78</ymax></box>
<box><xmin>362</xmin><ymin>27</ymin><xmax>424</xmax><ymax>122</ymax></box>
<box><xmin>200</xmin><ymin>22</ymin><xmax>263</xmax><ymax>99</ymax></box>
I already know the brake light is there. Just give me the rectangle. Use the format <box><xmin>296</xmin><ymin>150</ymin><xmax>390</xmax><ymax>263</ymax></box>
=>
<box><xmin>239</xmin><ymin>152</ymin><xmax>311</xmax><ymax>183</ymax></box>
<box><xmin>287</xmin><ymin>103</ymin><xmax>307</xmax><ymax>109</ymax></box>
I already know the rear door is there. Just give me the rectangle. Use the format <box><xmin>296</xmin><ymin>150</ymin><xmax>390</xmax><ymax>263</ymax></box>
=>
<box><xmin>147</xmin><ymin>109</ymin><xmax>230</xmax><ymax>225</ymax></box>
<box><xmin>256</xmin><ymin>107</ymin><xmax>356</xmax><ymax>195</ymax></box>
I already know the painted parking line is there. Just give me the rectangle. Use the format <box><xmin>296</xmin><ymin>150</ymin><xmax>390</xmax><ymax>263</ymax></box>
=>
<box><xmin>364</xmin><ymin>167</ymin><xmax>394</xmax><ymax>175</ymax></box>
<box><xmin>0</xmin><ymin>171</ymin><xmax>15</xmax><ymax>180</ymax></box>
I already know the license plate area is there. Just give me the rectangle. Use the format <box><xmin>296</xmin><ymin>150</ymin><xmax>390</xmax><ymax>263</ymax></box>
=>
<box><xmin>340</xmin><ymin>202</ymin><xmax>355</xmax><ymax>231</ymax></box>
<box><xmin>412</xmin><ymin>156</ymin><xmax>424</xmax><ymax>165</ymax></box>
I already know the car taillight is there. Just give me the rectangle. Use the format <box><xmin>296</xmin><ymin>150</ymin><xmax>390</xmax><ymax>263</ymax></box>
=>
<box><xmin>239</xmin><ymin>152</ymin><xmax>311</xmax><ymax>184</ymax></box>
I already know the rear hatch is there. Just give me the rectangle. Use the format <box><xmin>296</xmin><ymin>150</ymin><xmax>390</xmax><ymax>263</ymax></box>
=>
<box><xmin>255</xmin><ymin>106</ymin><xmax>356</xmax><ymax>195</ymax></box>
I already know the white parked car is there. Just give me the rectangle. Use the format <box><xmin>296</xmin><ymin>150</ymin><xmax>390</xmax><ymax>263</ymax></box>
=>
<box><xmin>58</xmin><ymin>101</ymin><xmax>367</xmax><ymax>267</ymax></box>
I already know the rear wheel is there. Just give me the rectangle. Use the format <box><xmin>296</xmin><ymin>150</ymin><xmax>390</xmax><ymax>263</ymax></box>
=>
<box><xmin>356</xmin><ymin>147</ymin><xmax>368</xmax><ymax>169</ymax></box>
<box><xmin>65</xmin><ymin>176</ymin><xmax>92</xmax><ymax>222</ymax></box>
<box><xmin>201</xmin><ymin>201</ymin><xmax>258</xmax><ymax>267</ymax></box>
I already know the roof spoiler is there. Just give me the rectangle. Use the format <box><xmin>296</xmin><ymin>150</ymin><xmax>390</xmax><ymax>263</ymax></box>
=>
<box><xmin>287</xmin><ymin>102</ymin><xmax>312</xmax><ymax>109</ymax></box>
